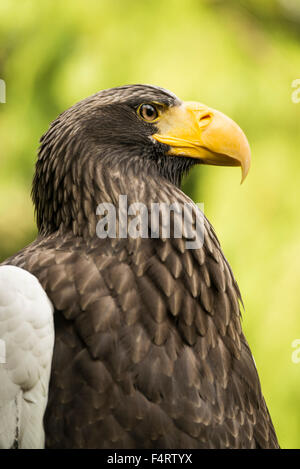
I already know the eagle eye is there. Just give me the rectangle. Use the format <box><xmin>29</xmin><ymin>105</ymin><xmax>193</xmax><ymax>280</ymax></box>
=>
<box><xmin>138</xmin><ymin>103</ymin><xmax>159</xmax><ymax>122</ymax></box>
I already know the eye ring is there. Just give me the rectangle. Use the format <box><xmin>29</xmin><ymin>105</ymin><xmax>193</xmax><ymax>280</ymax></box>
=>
<box><xmin>138</xmin><ymin>103</ymin><xmax>160</xmax><ymax>122</ymax></box>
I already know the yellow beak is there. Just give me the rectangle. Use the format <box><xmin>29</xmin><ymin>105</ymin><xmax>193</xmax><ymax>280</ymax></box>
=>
<box><xmin>152</xmin><ymin>101</ymin><xmax>251</xmax><ymax>183</ymax></box>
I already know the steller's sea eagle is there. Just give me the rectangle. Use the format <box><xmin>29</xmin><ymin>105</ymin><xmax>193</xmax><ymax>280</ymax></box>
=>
<box><xmin>0</xmin><ymin>85</ymin><xmax>279</xmax><ymax>449</ymax></box>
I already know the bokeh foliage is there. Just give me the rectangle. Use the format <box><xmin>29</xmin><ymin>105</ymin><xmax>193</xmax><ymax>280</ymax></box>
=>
<box><xmin>0</xmin><ymin>0</ymin><xmax>300</xmax><ymax>448</ymax></box>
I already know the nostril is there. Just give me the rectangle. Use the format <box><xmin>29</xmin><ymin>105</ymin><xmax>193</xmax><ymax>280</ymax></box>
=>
<box><xmin>199</xmin><ymin>113</ymin><xmax>212</xmax><ymax>124</ymax></box>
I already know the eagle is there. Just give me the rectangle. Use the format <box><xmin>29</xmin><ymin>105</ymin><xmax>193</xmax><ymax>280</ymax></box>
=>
<box><xmin>0</xmin><ymin>84</ymin><xmax>279</xmax><ymax>449</ymax></box>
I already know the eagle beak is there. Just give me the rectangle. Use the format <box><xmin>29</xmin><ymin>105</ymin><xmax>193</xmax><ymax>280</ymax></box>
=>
<box><xmin>152</xmin><ymin>101</ymin><xmax>251</xmax><ymax>183</ymax></box>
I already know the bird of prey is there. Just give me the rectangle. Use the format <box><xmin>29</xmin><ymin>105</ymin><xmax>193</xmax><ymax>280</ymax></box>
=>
<box><xmin>0</xmin><ymin>85</ymin><xmax>279</xmax><ymax>449</ymax></box>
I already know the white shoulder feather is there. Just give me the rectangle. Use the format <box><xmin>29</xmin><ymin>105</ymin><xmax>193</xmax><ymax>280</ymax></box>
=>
<box><xmin>0</xmin><ymin>266</ymin><xmax>54</xmax><ymax>449</ymax></box>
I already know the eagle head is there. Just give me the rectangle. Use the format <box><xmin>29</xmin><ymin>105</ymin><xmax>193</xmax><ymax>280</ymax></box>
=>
<box><xmin>32</xmin><ymin>85</ymin><xmax>250</xmax><ymax>236</ymax></box>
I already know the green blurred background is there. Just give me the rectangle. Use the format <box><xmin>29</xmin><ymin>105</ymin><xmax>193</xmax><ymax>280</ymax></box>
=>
<box><xmin>0</xmin><ymin>0</ymin><xmax>299</xmax><ymax>448</ymax></box>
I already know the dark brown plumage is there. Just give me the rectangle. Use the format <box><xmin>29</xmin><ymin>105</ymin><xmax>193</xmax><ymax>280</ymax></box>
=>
<box><xmin>2</xmin><ymin>85</ymin><xmax>279</xmax><ymax>448</ymax></box>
